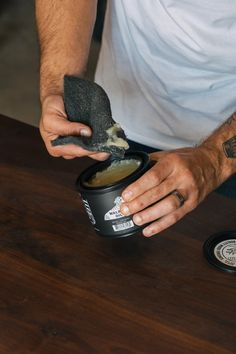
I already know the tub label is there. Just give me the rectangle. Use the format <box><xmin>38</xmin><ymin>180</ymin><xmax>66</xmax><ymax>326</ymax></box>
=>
<box><xmin>112</xmin><ymin>220</ymin><xmax>134</xmax><ymax>232</ymax></box>
<box><xmin>82</xmin><ymin>198</ymin><xmax>96</xmax><ymax>225</ymax></box>
<box><xmin>104</xmin><ymin>196</ymin><xmax>124</xmax><ymax>221</ymax></box>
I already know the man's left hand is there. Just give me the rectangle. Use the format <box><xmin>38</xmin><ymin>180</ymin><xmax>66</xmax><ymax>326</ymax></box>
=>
<box><xmin>120</xmin><ymin>146</ymin><xmax>221</xmax><ymax>237</ymax></box>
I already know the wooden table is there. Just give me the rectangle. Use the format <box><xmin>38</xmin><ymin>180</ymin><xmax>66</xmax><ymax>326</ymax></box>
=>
<box><xmin>0</xmin><ymin>115</ymin><xmax>236</xmax><ymax>354</ymax></box>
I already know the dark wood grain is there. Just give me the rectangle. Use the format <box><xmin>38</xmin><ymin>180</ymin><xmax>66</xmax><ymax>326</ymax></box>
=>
<box><xmin>0</xmin><ymin>115</ymin><xmax>236</xmax><ymax>354</ymax></box>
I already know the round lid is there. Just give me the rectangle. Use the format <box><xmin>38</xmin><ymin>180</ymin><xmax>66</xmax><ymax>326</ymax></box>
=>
<box><xmin>203</xmin><ymin>231</ymin><xmax>236</xmax><ymax>273</ymax></box>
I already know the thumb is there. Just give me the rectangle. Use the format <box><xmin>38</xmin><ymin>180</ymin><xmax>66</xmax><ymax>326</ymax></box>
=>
<box><xmin>46</xmin><ymin>116</ymin><xmax>92</xmax><ymax>137</ymax></box>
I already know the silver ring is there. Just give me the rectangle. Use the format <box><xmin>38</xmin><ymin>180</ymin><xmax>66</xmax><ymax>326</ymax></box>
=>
<box><xmin>172</xmin><ymin>190</ymin><xmax>185</xmax><ymax>207</ymax></box>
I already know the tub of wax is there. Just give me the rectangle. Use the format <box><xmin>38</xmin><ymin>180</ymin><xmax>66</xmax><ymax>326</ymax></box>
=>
<box><xmin>76</xmin><ymin>151</ymin><xmax>152</xmax><ymax>238</ymax></box>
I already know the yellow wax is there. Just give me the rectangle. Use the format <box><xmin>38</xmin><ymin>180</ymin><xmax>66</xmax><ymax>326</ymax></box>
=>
<box><xmin>86</xmin><ymin>159</ymin><xmax>141</xmax><ymax>187</ymax></box>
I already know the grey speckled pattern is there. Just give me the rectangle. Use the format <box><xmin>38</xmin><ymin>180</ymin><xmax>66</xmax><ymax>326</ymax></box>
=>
<box><xmin>52</xmin><ymin>76</ymin><xmax>128</xmax><ymax>158</ymax></box>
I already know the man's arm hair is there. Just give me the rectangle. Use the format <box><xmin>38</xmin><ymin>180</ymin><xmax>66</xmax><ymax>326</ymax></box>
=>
<box><xmin>35</xmin><ymin>0</ymin><xmax>97</xmax><ymax>102</ymax></box>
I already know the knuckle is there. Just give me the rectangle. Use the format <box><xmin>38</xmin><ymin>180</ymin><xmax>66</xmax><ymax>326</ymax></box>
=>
<box><xmin>168</xmin><ymin>152</ymin><xmax>182</xmax><ymax>164</ymax></box>
<box><xmin>129</xmin><ymin>199</ymin><xmax>145</xmax><ymax>214</ymax></box>
<box><xmin>65</xmin><ymin>125</ymin><xmax>75</xmax><ymax>136</ymax></box>
<box><xmin>151</xmin><ymin>188</ymin><xmax>161</xmax><ymax>200</ymax></box>
<box><xmin>134</xmin><ymin>199</ymin><xmax>145</xmax><ymax>211</ymax></box>
<box><xmin>184</xmin><ymin>169</ymin><xmax>195</xmax><ymax>182</ymax></box>
<box><xmin>41</xmin><ymin>112</ymin><xmax>52</xmax><ymax>127</ymax></box>
<box><xmin>169</xmin><ymin>213</ymin><xmax>179</xmax><ymax>225</ymax></box>
<box><xmin>189</xmin><ymin>180</ymin><xmax>198</xmax><ymax>192</ymax></box>
<box><xmin>191</xmin><ymin>189</ymin><xmax>199</xmax><ymax>200</ymax></box>
<box><xmin>129</xmin><ymin>200</ymin><xmax>140</xmax><ymax>213</ymax></box>
<box><xmin>189</xmin><ymin>198</ymin><xmax>198</xmax><ymax>210</ymax></box>
<box><xmin>148</xmin><ymin>170</ymin><xmax>160</xmax><ymax>185</ymax></box>
<box><xmin>39</xmin><ymin>120</ymin><xmax>46</xmax><ymax>136</ymax></box>
<box><xmin>170</xmin><ymin>198</ymin><xmax>178</xmax><ymax>209</ymax></box>
<box><xmin>183</xmin><ymin>170</ymin><xmax>198</xmax><ymax>190</ymax></box>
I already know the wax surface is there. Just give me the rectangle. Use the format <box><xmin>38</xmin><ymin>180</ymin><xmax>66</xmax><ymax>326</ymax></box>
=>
<box><xmin>86</xmin><ymin>159</ymin><xmax>141</xmax><ymax>187</ymax></box>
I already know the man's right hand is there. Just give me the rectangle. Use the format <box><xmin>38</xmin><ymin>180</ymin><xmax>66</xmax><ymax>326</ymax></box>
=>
<box><xmin>39</xmin><ymin>95</ymin><xmax>109</xmax><ymax>161</ymax></box>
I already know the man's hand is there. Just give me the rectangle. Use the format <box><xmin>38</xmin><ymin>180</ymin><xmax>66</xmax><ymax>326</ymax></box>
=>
<box><xmin>40</xmin><ymin>95</ymin><xmax>109</xmax><ymax>160</ymax></box>
<box><xmin>120</xmin><ymin>146</ymin><xmax>221</xmax><ymax>237</ymax></box>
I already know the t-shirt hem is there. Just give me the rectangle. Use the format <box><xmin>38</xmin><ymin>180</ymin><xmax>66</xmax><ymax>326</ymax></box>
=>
<box><xmin>124</xmin><ymin>128</ymin><xmax>195</xmax><ymax>151</ymax></box>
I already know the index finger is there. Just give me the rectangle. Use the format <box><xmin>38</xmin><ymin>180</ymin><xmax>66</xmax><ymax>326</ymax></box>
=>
<box><xmin>121</xmin><ymin>159</ymin><xmax>172</xmax><ymax>202</ymax></box>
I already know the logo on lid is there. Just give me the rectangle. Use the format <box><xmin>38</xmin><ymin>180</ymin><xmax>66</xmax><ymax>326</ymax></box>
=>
<box><xmin>214</xmin><ymin>239</ymin><xmax>236</xmax><ymax>267</ymax></box>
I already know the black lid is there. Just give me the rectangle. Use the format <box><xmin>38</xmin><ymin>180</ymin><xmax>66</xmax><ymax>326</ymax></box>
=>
<box><xmin>203</xmin><ymin>231</ymin><xmax>236</xmax><ymax>273</ymax></box>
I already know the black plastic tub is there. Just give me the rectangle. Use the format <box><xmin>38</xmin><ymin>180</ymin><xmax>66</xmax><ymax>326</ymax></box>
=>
<box><xmin>76</xmin><ymin>151</ymin><xmax>152</xmax><ymax>238</ymax></box>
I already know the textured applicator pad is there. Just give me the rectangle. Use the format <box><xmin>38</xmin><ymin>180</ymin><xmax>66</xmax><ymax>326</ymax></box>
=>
<box><xmin>51</xmin><ymin>75</ymin><xmax>129</xmax><ymax>158</ymax></box>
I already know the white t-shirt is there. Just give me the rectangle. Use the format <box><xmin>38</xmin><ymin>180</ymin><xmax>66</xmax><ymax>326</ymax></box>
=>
<box><xmin>95</xmin><ymin>0</ymin><xmax>236</xmax><ymax>150</ymax></box>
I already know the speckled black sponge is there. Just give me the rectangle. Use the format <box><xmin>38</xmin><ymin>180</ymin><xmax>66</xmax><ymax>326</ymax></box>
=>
<box><xmin>51</xmin><ymin>75</ymin><xmax>128</xmax><ymax>158</ymax></box>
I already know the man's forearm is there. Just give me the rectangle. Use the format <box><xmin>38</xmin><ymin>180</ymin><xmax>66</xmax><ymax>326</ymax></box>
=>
<box><xmin>35</xmin><ymin>0</ymin><xmax>97</xmax><ymax>102</ymax></box>
<box><xmin>199</xmin><ymin>112</ymin><xmax>236</xmax><ymax>185</ymax></box>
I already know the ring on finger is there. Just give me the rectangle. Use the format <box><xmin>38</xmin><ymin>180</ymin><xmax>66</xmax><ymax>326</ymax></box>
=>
<box><xmin>172</xmin><ymin>189</ymin><xmax>185</xmax><ymax>207</ymax></box>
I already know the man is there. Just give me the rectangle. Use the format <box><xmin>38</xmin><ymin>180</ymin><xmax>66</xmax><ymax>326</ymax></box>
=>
<box><xmin>36</xmin><ymin>0</ymin><xmax>236</xmax><ymax>237</ymax></box>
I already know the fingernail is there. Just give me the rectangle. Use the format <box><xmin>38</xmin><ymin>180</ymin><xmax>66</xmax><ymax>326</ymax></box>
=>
<box><xmin>122</xmin><ymin>190</ymin><xmax>133</xmax><ymax>201</ymax></box>
<box><xmin>143</xmin><ymin>228</ymin><xmax>152</xmax><ymax>237</ymax></box>
<box><xmin>121</xmin><ymin>205</ymin><xmax>130</xmax><ymax>216</ymax></box>
<box><xmin>133</xmin><ymin>214</ymin><xmax>142</xmax><ymax>225</ymax></box>
<box><xmin>80</xmin><ymin>129</ymin><xmax>90</xmax><ymax>137</ymax></box>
